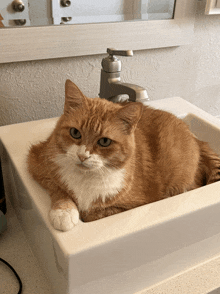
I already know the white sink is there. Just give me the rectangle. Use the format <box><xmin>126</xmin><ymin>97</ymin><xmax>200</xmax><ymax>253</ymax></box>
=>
<box><xmin>1</xmin><ymin>97</ymin><xmax>220</xmax><ymax>294</ymax></box>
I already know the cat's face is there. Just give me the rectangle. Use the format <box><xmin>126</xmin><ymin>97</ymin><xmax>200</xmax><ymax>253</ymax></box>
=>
<box><xmin>53</xmin><ymin>80</ymin><xmax>143</xmax><ymax>173</ymax></box>
<box><xmin>55</xmin><ymin>102</ymin><xmax>134</xmax><ymax>172</ymax></box>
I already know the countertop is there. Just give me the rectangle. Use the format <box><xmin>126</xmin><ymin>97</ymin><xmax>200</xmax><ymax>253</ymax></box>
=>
<box><xmin>0</xmin><ymin>200</ymin><xmax>53</xmax><ymax>294</ymax></box>
<box><xmin>1</xmin><ymin>201</ymin><xmax>220</xmax><ymax>294</ymax></box>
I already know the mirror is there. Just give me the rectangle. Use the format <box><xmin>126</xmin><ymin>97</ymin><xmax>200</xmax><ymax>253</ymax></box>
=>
<box><xmin>0</xmin><ymin>0</ymin><xmax>196</xmax><ymax>64</ymax></box>
<box><xmin>0</xmin><ymin>0</ymin><xmax>176</xmax><ymax>28</ymax></box>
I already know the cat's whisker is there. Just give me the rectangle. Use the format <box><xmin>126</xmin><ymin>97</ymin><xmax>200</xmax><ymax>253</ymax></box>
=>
<box><xmin>104</xmin><ymin>163</ymin><xmax>120</xmax><ymax>170</ymax></box>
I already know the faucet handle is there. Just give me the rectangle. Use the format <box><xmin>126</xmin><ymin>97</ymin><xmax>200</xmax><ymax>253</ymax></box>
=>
<box><xmin>107</xmin><ymin>48</ymin><xmax>133</xmax><ymax>57</ymax></box>
<box><xmin>102</xmin><ymin>48</ymin><xmax>133</xmax><ymax>73</ymax></box>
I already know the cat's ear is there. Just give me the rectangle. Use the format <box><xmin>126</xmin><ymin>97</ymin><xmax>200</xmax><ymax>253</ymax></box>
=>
<box><xmin>116</xmin><ymin>102</ymin><xmax>143</xmax><ymax>133</ymax></box>
<box><xmin>64</xmin><ymin>79</ymin><xmax>86</xmax><ymax>113</ymax></box>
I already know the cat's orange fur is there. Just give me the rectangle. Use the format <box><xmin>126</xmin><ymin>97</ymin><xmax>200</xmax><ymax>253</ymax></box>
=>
<box><xmin>27</xmin><ymin>80</ymin><xmax>220</xmax><ymax>230</ymax></box>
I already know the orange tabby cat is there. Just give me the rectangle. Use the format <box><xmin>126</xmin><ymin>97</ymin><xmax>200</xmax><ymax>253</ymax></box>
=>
<box><xmin>27</xmin><ymin>79</ymin><xmax>220</xmax><ymax>231</ymax></box>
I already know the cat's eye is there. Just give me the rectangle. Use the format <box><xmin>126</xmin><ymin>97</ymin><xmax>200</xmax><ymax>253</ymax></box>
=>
<box><xmin>98</xmin><ymin>137</ymin><xmax>112</xmax><ymax>147</ymax></box>
<box><xmin>70</xmin><ymin>128</ymin><xmax>81</xmax><ymax>139</ymax></box>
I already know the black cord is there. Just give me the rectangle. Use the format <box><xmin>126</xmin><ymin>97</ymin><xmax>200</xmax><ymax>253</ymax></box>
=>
<box><xmin>0</xmin><ymin>257</ymin><xmax>22</xmax><ymax>294</ymax></box>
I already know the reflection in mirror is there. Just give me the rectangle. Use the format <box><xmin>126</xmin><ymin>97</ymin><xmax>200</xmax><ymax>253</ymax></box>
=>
<box><xmin>0</xmin><ymin>0</ymin><xmax>176</xmax><ymax>28</ymax></box>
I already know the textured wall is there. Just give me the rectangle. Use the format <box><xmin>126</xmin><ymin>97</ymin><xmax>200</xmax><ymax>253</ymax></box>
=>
<box><xmin>1</xmin><ymin>1</ymin><xmax>220</xmax><ymax>126</ymax></box>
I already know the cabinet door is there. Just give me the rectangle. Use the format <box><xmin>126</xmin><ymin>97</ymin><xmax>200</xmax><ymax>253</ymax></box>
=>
<box><xmin>0</xmin><ymin>0</ymin><xmax>30</xmax><ymax>27</ymax></box>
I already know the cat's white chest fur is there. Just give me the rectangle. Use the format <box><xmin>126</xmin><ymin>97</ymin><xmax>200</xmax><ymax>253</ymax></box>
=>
<box><xmin>53</xmin><ymin>145</ymin><xmax>125</xmax><ymax>211</ymax></box>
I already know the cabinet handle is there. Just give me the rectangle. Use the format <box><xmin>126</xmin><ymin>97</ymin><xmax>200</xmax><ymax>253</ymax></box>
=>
<box><xmin>12</xmin><ymin>0</ymin><xmax>25</xmax><ymax>12</ymax></box>
<box><xmin>14</xmin><ymin>19</ymin><xmax>26</xmax><ymax>25</ymax></box>
<box><xmin>61</xmin><ymin>0</ymin><xmax>71</xmax><ymax>7</ymax></box>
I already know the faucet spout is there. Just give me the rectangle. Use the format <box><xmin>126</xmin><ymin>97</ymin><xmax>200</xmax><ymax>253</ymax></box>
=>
<box><xmin>99</xmin><ymin>69</ymin><xmax>149</xmax><ymax>103</ymax></box>
<box><xmin>99</xmin><ymin>48</ymin><xmax>150</xmax><ymax>103</ymax></box>
<box><xmin>108</xmin><ymin>81</ymin><xmax>149</xmax><ymax>103</ymax></box>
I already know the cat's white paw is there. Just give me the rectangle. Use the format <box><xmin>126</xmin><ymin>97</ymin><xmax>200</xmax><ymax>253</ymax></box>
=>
<box><xmin>49</xmin><ymin>207</ymin><xmax>79</xmax><ymax>231</ymax></box>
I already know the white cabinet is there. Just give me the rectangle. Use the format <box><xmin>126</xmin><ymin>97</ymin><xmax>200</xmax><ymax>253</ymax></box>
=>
<box><xmin>0</xmin><ymin>0</ymin><xmax>52</xmax><ymax>27</ymax></box>
<box><xmin>51</xmin><ymin>0</ymin><xmax>176</xmax><ymax>25</ymax></box>
<box><xmin>0</xmin><ymin>0</ymin><xmax>30</xmax><ymax>27</ymax></box>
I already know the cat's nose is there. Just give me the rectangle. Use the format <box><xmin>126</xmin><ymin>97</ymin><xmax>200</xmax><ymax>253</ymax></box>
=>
<box><xmin>78</xmin><ymin>154</ymin><xmax>90</xmax><ymax>162</ymax></box>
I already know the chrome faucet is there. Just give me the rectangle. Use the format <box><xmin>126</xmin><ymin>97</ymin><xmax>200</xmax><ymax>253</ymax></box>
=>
<box><xmin>99</xmin><ymin>48</ymin><xmax>149</xmax><ymax>103</ymax></box>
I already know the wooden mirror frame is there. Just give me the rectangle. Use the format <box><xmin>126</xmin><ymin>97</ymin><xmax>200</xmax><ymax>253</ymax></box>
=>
<box><xmin>0</xmin><ymin>0</ymin><xmax>196</xmax><ymax>64</ymax></box>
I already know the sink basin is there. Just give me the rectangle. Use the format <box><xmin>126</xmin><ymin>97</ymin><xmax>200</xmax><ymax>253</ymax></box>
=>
<box><xmin>1</xmin><ymin>97</ymin><xmax>220</xmax><ymax>294</ymax></box>
<box><xmin>182</xmin><ymin>113</ymin><xmax>220</xmax><ymax>155</ymax></box>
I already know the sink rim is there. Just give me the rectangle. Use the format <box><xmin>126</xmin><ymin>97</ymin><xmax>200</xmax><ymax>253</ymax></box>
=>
<box><xmin>1</xmin><ymin>97</ymin><xmax>220</xmax><ymax>257</ymax></box>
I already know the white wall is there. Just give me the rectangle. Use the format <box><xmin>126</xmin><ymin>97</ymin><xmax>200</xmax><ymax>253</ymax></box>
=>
<box><xmin>1</xmin><ymin>1</ymin><xmax>220</xmax><ymax>126</ymax></box>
